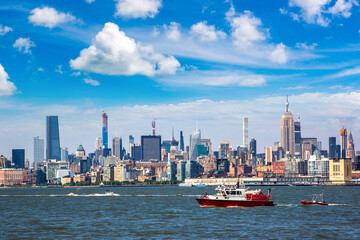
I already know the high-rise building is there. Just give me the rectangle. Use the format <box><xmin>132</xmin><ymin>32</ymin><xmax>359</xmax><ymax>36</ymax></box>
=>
<box><xmin>12</xmin><ymin>149</ymin><xmax>25</xmax><ymax>169</ymax></box>
<box><xmin>46</xmin><ymin>116</ymin><xmax>61</xmax><ymax>161</ymax></box>
<box><xmin>102</xmin><ymin>112</ymin><xmax>108</xmax><ymax>149</ymax></box>
<box><xmin>95</xmin><ymin>137</ymin><xmax>102</xmax><ymax>150</ymax></box>
<box><xmin>177</xmin><ymin>160</ymin><xmax>186</xmax><ymax>181</ymax></box>
<box><xmin>112</xmin><ymin>137</ymin><xmax>121</xmax><ymax>158</ymax></box>
<box><xmin>329</xmin><ymin>137</ymin><xmax>336</xmax><ymax>159</ymax></box>
<box><xmin>219</xmin><ymin>141</ymin><xmax>229</xmax><ymax>159</ymax></box>
<box><xmin>346</xmin><ymin>131</ymin><xmax>355</xmax><ymax>162</ymax></box>
<box><xmin>249</xmin><ymin>139</ymin><xmax>257</xmax><ymax>167</ymax></box>
<box><xmin>340</xmin><ymin>127</ymin><xmax>347</xmax><ymax>158</ymax></box>
<box><xmin>61</xmin><ymin>147</ymin><xmax>69</xmax><ymax>161</ymax></box>
<box><xmin>34</xmin><ymin>136</ymin><xmax>44</xmax><ymax>169</ymax></box>
<box><xmin>130</xmin><ymin>143</ymin><xmax>141</xmax><ymax>161</ymax></box>
<box><xmin>336</xmin><ymin>144</ymin><xmax>341</xmax><ymax>158</ymax></box>
<box><xmin>280</xmin><ymin>96</ymin><xmax>295</xmax><ymax>156</ymax></box>
<box><xmin>141</xmin><ymin>136</ymin><xmax>161</xmax><ymax>161</ymax></box>
<box><xmin>189</xmin><ymin>130</ymin><xmax>201</xmax><ymax>161</ymax></box>
<box><xmin>243</xmin><ymin>117</ymin><xmax>249</xmax><ymax>149</ymax></box>
<box><xmin>167</xmin><ymin>160</ymin><xmax>176</xmax><ymax>181</ymax></box>
<box><xmin>317</xmin><ymin>141</ymin><xmax>322</xmax><ymax>151</ymax></box>
<box><xmin>179</xmin><ymin>131</ymin><xmax>184</xmax><ymax>151</ymax></box>
<box><xmin>294</xmin><ymin>121</ymin><xmax>301</xmax><ymax>156</ymax></box>
<box><xmin>200</xmin><ymin>139</ymin><xmax>212</xmax><ymax>155</ymax></box>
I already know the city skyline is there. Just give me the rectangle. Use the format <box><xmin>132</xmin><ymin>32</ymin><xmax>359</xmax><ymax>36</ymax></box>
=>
<box><xmin>0</xmin><ymin>0</ymin><xmax>360</xmax><ymax>159</ymax></box>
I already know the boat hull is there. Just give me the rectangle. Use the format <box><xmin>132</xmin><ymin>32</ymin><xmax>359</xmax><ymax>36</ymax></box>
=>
<box><xmin>301</xmin><ymin>200</ymin><xmax>328</xmax><ymax>205</ymax></box>
<box><xmin>196</xmin><ymin>198</ymin><xmax>274</xmax><ymax>207</ymax></box>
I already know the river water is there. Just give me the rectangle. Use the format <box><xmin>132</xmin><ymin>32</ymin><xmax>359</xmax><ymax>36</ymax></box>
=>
<box><xmin>1</xmin><ymin>186</ymin><xmax>359</xmax><ymax>239</ymax></box>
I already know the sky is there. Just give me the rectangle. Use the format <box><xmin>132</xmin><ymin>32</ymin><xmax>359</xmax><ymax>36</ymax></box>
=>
<box><xmin>1</xmin><ymin>0</ymin><xmax>360</xmax><ymax>162</ymax></box>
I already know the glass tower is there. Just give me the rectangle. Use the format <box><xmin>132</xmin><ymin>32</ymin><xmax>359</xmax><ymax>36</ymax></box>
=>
<box><xmin>329</xmin><ymin>137</ymin><xmax>336</xmax><ymax>159</ymax></box>
<box><xmin>102</xmin><ymin>112</ymin><xmax>108</xmax><ymax>149</ymax></box>
<box><xmin>34</xmin><ymin>136</ymin><xmax>44</xmax><ymax>169</ymax></box>
<box><xmin>46</xmin><ymin>116</ymin><xmax>61</xmax><ymax>161</ymax></box>
<box><xmin>189</xmin><ymin>130</ymin><xmax>201</xmax><ymax>161</ymax></box>
<box><xmin>12</xmin><ymin>149</ymin><xmax>25</xmax><ymax>169</ymax></box>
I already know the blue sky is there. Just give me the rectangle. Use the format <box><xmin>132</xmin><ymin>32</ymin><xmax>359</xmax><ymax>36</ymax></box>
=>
<box><xmin>0</xmin><ymin>0</ymin><xmax>360</xmax><ymax>161</ymax></box>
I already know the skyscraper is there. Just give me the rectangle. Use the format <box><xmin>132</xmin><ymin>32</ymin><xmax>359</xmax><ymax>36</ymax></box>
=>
<box><xmin>294</xmin><ymin>121</ymin><xmax>301</xmax><ymax>156</ymax></box>
<box><xmin>219</xmin><ymin>141</ymin><xmax>229</xmax><ymax>159</ymax></box>
<box><xmin>34</xmin><ymin>136</ymin><xmax>44</xmax><ymax>169</ymax></box>
<box><xmin>346</xmin><ymin>131</ymin><xmax>355</xmax><ymax>162</ymax></box>
<box><xmin>141</xmin><ymin>136</ymin><xmax>161</xmax><ymax>161</ymax></box>
<box><xmin>112</xmin><ymin>137</ymin><xmax>121</xmax><ymax>159</ymax></box>
<box><xmin>46</xmin><ymin>116</ymin><xmax>61</xmax><ymax>161</ymax></box>
<box><xmin>12</xmin><ymin>149</ymin><xmax>25</xmax><ymax>169</ymax></box>
<box><xmin>189</xmin><ymin>130</ymin><xmax>201</xmax><ymax>161</ymax></box>
<box><xmin>243</xmin><ymin>117</ymin><xmax>249</xmax><ymax>149</ymax></box>
<box><xmin>95</xmin><ymin>137</ymin><xmax>102</xmax><ymax>150</ymax></box>
<box><xmin>179</xmin><ymin>131</ymin><xmax>184</xmax><ymax>151</ymax></box>
<box><xmin>329</xmin><ymin>137</ymin><xmax>336</xmax><ymax>159</ymax></box>
<box><xmin>340</xmin><ymin>127</ymin><xmax>347</xmax><ymax>158</ymax></box>
<box><xmin>102</xmin><ymin>112</ymin><xmax>108</xmax><ymax>149</ymax></box>
<box><xmin>61</xmin><ymin>147</ymin><xmax>69</xmax><ymax>161</ymax></box>
<box><xmin>280</xmin><ymin>96</ymin><xmax>295</xmax><ymax>156</ymax></box>
<box><xmin>249</xmin><ymin>138</ymin><xmax>257</xmax><ymax>166</ymax></box>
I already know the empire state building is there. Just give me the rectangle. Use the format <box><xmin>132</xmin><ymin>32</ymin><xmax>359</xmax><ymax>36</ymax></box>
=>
<box><xmin>280</xmin><ymin>96</ymin><xmax>295</xmax><ymax>156</ymax></box>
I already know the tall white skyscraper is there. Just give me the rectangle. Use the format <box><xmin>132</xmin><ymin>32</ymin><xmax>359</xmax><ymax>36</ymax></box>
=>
<box><xmin>243</xmin><ymin>117</ymin><xmax>249</xmax><ymax>149</ymax></box>
<box><xmin>34</xmin><ymin>136</ymin><xmax>44</xmax><ymax>169</ymax></box>
<box><xmin>189</xmin><ymin>130</ymin><xmax>201</xmax><ymax>161</ymax></box>
<box><xmin>112</xmin><ymin>137</ymin><xmax>121</xmax><ymax>158</ymax></box>
<box><xmin>61</xmin><ymin>147</ymin><xmax>69</xmax><ymax>161</ymax></box>
<box><xmin>280</xmin><ymin>96</ymin><xmax>295</xmax><ymax>156</ymax></box>
<box><xmin>95</xmin><ymin>137</ymin><xmax>102</xmax><ymax>150</ymax></box>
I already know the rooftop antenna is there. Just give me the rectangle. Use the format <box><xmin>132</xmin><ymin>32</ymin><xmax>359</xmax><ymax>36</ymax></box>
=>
<box><xmin>152</xmin><ymin>119</ymin><xmax>156</xmax><ymax>136</ymax></box>
<box><xmin>172</xmin><ymin>125</ymin><xmax>175</xmax><ymax>140</ymax></box>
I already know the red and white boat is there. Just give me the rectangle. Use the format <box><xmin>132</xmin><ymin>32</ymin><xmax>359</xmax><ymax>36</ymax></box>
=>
<box><xmin>196</xmin><ymin>183</ymin><xmax>274</xmax><ymax>207</ymax></box>
<box><xmin>301</xmin><ymin>194</ymin><xmax>328</xmax><ymax>206</ymax></box>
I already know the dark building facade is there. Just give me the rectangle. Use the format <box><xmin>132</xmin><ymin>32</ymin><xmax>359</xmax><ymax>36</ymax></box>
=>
<box><xmin>249</xmin><ymin>138</ymin><xmax>257</xmax><ymax>166</ymax></box>
<box><xmin>46</xmin><ymin>116</ymin><xmax>61</xmax><ymax>161</ymax></box>
<box><xmin>179</xmin><ymin>131</ymin><xmax>184</xmax><ymax>151</ymax></box>
<box><xmin>12</xmin><ymin>149</ymin><xmax>25</xmax><ymax>169</ymax></box>
<box><xmin>294</xmin><ymin>121</ymin><xmax>301</xmax><ymax>156</ymax></box>
<box><xmin>329</xmin><ymin>137</ymin><xmax>336</xmax><ymax>159</ymax></box>
<box><xmin>141</xmin><ymin>136</ymin><xmax>161</xmax><ymax>161</ymax></box>
<box><xmin>102</xmin><ymin>112</ymin><xmax>108</xmax><ymax>149</ymax></box>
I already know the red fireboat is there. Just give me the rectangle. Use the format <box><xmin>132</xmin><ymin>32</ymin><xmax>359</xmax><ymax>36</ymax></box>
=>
<box><xmin>301</xmin><ymin>194</ymin><xmax>328</xmax><ymax>206</ymax></box>
<box><xmin>196</xmin><ymin>183</ymin><xmax>274</xmax><ymax>207</ymax></box>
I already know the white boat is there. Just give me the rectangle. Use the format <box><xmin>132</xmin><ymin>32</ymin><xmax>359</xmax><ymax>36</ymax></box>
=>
<box><xmin>178</xmin><ymin>182</ymin><xmax>193</xmax><ymax>187</ymax></box>
<box><xmin>105</xmin><ymin>190</ymin><xmax>114</xmax><ymax>196</ymax></box>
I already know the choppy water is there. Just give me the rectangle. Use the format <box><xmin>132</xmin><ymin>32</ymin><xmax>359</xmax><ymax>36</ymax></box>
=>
<box><xmin>1</xmin><ymin>186</ymin><xmax>359</xmax><ymax>239</ymax></box>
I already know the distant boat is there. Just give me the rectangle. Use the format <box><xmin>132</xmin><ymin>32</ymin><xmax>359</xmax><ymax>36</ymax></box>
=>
<box><xmin>99</xmin><ymin>182</ymin><xmax>104</xmax><ymax>187</ymax></box>
<box><xmin>178</xmin><ymin>182</ymin><xmax>193</xmax><ymax>187</ymax></box>
<box><xmin>193</xmin><ymin>184</ymin><xmax>206</xmax><ymax>187</ymax></box>
<box><xmin>301</xmin><ymin>194</ymin><xmax>328</xmax><ymax>205</ymax></box>
<box><xmin>105</xmin><ymin>190</ymin><xmax>114</xmax><ymax>196</ymax></box>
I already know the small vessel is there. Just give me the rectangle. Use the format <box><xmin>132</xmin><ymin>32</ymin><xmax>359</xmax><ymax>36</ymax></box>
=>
<box><xmin>178</xmin><ymin>182</ymin><xmax>193</xmax><ymax>187</ymax></box>
<box><xmin>301</xmin><ymin>194</ymin><xmax>328</xmax><ymax>205</ymax></box>
<box><xmin>196</xmin><ymin>183</ymin><xmax>274</xmax><ymax>207</ymax></box>
<box><xmin>105</xmin><ymin>190</ymin><xmax>114</xmax><ymax>196</ymax></box>
<box><xmin>67</xmin><ymin>193</ymin><xmax>76</xmax><ymax>196</ymax></box>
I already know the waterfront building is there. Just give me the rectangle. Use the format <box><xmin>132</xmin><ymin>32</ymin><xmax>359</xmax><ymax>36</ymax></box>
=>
<box><xmin>102</xmin><ymin>112</ymin><xmax>108</xmax><ymax>149</ymax></box>
<box><xmin>329</xmin><ymin>137</ymin><xmax>336</xmax><ymax>159</ymax></box>
<box><xmin>95</xmin><ymin>137</ymin><xmax>102</xmax><ymax>150</ymax></box>
<box><xmin>214</xmin><ymin>159</ymin><xmax>230</xmax><ymax>174</ymax></box>
<box><xmin>346</xmin><ymin>131</ymin><xmax>355</xmax><ymax>163</ymax></box>
<box><xmin>46</xmin><ymin>116</ymin><xmax>61</xmax><ymax>161</ymax></box>
<box><xmin>329</xmin><ymin>158</ymin><xmax>352</xmax><ymax>184</ymax></box>
<box><xmin>197</xmin><ymin>155</ymin><xmax>216</xmax><ymax>174</ymax></box>
<box><xmin>280</xmin><ymin>96</ymin><xmax>295</xmax><ymax>156</ymax></box>
<box><xmin>179</xmin><ymin>131</ymin><xmax>184</xmax><ymax>151</ymax></box>
<box><xmin>177</xmin><ymin>160</ymin><xmax>186</xmax><ymax>181</ymax></box>
<box><xmin>46</xmin><ymin>160</ymin><xmax>69</xmax><ymax>182</ymax></box>
<box><xmin>219</xmin><ymin>141</ymin><xmax>229</xmax><ymax>159</ymax></box>
<box><xmin>141</xmin><ymin>136</ymin><xmax>161</xmax><ymax>161</ymax></box>
<box><xmin>0</xmin><ymin>168</ymin><xmax>27</xmax><ymax>185</ymax></box>
<box><xmin>112</xmin><ymin>137</ymin><xmax>122</xmax><ymax>159</ymax></box>
<box><xmin>189</xmin><ymin>130</ymin><xmax>201</xmax><ymax>161</ymax></box>
<box><xmin>249</xmin><ymin>139</ymin><xmax>257</xmax><ymax>167</ymax></box>
<box><xmin>34</xmin><ymin>136</ymin><xmax>44</xmax><ymax>169</ymax></box>
<box><xmin>61</xmin><ymin>147</ymin><xmax>68</xmax><ymax>162</ymax></box>
<box><xmin>185</xmin><ymin>160</ymin><xmax>198</xmax><ymax>179</ymax></box>
<box><xmin>12</xmin><ymin>149</ymin><xmax>25</xmax><ymax>169</ymax></box>
<box><xmin>340</xmin><ymin>127</ymin><xmax>347</xmax><ymax>158</ymax></box>
<box><xmin>265</xmin><ymin>147</ymin><xmax>273</xmax><ymax>165</ymax></box>
<box><xmin>104</xmin><ymin>165</ymin><xmax>114</xmax><ymax>182</ymax></box>
<box><xmin>308</xmin><ymin>150</ymin><xmax>329</xmax><ymax>177</ymax></box>
<box><xmin>294</xmin><ymin>121</ymin><xmax>301</xmax><ymax>157</ymax></box>
<box><xmin>166</xmin><ymin>160</ymin><xmax>176</xmax><ymax>181</ymax></box>
<box><xmin>243</xmin><ymin>117</ymin><xmax>249</xmax><ymax>149</ymax></box>
<box><xmin>114</xmin><ymin>164</ymin><xmax>130</xmax><ymax>182</ymax></box>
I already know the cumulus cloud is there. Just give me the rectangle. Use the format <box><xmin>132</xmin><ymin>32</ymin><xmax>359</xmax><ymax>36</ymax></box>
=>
<box><xmin>115</xmin><ymin>0</ymin><xmax>162</xmax><ymax>19</ymax></box>
<box><xmin>0</xmin><ymin>64</ymin><xmax>17</xmax><ymax>96</ymax></box>
<box><xmin>0</xmin><ymin>24</ymin><xmax>13</xmax><ymax>36</ymax></box>
<box><xmin>163</xmin><ymin>22</ymin><xmax>181</xmax><ymax>41</ymax></box>
<box><xmin>190</xmin><ymin>21</ymin><xmax>226</xmax><ymax>41</ymax></box>
<box><xmin>28</xmin><ymin>7</ymin><xmax>76</xmax><ymax>28</ymax></box>
<box><xmin>84</xmin><ymin>78</ymin><xmax>100</xmax><ymax>86</ymax></box>
<box><xmin>70</xmin><ymin>22</ymin><xmax>180</xmax><ymax>77</ymax></box>
<box><xmin>270</xmin><ymin>43</ymin><xmax>288</xmax><ymax>64</ymax></box>
<box><xmin>295</xmin><ymin>42</ymin><xmax>318</xmax><ymax>50</ymax></box>
<box><xmin>284</xmin><ymin>0</ymin><xmax>359</xmax><ymax>27</ymax></box>
<box><xmin>13</xmin><ymin>37</ymin><xmax>35</xmax><ymax>54</ymax></box>
<box><xmin>226</xmin><ymin>6</ymin><xmax>267</xmax><ymax>48</ymax></box>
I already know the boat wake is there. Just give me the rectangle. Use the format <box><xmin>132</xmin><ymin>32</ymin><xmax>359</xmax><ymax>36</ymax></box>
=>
<box><xmin>67</xmin><ymin>193</ymin><xmax>120</xmax><ymax>197</ymax></box>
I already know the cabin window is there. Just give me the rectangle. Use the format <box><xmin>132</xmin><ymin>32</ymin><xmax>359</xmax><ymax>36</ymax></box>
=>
<box><xmin>226</xmin><ymin>191</ymin><xmax>229</xmax><ymax>195</ymax></box>
<box><xmin>237</xmin><ymin>191</ymin><xmax>241</xmax><ymax>195</ymax></box>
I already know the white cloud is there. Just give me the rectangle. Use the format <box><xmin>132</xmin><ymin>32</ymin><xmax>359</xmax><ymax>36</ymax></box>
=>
<box><xmin>327</xmin><ymin>66</ymin><xmax>360</xmax><ymax>78</ymax></box>
<box><xmin>295</xmin><ymin>42</ymin><xmax>318</xmax><ymax>50</ymax></box>
<box><xmin>0</xmin><ymin>64</ymin><xmax>17</xmax><ymax>96</ymax></box>
<box><xmin>190</xmin><ymin>21</ymin><xmax>226</xmax><ymax>41</ymax></box>
<box><xmin>286</xmin><ymin>0</ymin><xmax>359</xmax><ymax>26</ymax></box>
<box><xmin>270</xmin><ymin>43</ymin><xmax>288</xmax><ymax>64</ymax></box>
<box><xmin>70</xmin><ymin>22</ymin><xmax>180</xmax><ymax>77</ymax></box>
<box><xmin>84</xmin><ymin>78</ymin><xmax>100</xmax><ymax>86</ymax></box>
<box><xmin>328</xmin><ymin>0</ymin><xmax>359</xmax><ymax>18</ymax></box>
<box><xmin>85</xmin><ymin>0</ymin><xmax>96</xmax><ymax>3</ymax></box>
<box><xmin>115</xmin><ymin>0</ymin><xmax>162</xmax><ymax>19</ymax></box>
<box><xmin>13</xmin><ymin>37</ymin><xmax>35</xmax><ymax>54</ymax></box>
<box><xmin>163</xmin><ymin>22</ymin><xmax>181</xmax><ymax>41</ymax></box>
<box><xmin>226</xmin><ymin>6</ymin><xmax>267</xmax><ymax>48</ymax></box>
<box><xmin>28</xmin><ymin>7</ymin><xmax>76</xmax><ymax>28</ymax></box>
<box><xmin>0</xmin><ymin>24</ymin><xmax>13</xmax><ymax>36</ymax></box>
<box><xmin>55</xmin><ymin>65</ymin><xmax>63</xmax><ymax>74</ymax></box>
<box><xmin>71</xmin><ymin>72</ymin><xmax>81</xmax><ymax>76</ymax></box>
<box><xmin>37</xmin><ymin>67</ymin><xmax>44</xmax><ymax>72</ymax></box>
